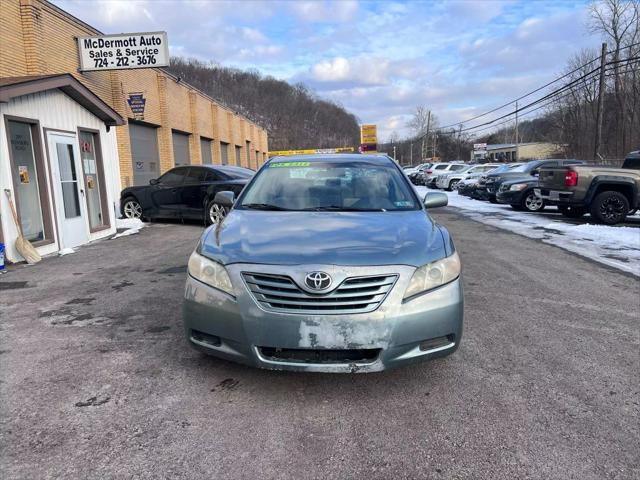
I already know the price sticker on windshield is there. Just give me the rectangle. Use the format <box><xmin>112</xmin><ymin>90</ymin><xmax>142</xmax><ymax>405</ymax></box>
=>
<box><xmin>269</xmin><ymin>162</ymin><xmax>311</xmax><ymax>168</ymax></box>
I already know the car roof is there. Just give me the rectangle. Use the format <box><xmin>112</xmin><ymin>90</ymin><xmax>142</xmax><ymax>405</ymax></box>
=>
<box><xmin>267</xmin><ymin>154</ymin><xmax>395</xmax><ymax>165</ymax></box>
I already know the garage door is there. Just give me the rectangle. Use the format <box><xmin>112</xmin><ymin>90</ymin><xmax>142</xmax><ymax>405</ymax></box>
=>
<box><xmin>172</xmin><ymin>131</ymin><xmax>191</xmax><ymax>166</ymax></box>
<box><xmin>129</xmin><ymin>122</ymin><xmax>160</xmax><ymax>186</ymax></box>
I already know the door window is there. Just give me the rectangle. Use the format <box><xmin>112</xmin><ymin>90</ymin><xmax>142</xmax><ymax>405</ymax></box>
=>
<box><xmin>159</xmin><ymin>168</ymin><xmax>187</xmax><ymax>185</ymax></box>
<box><xmin>246</xmin><ymin>141</ymin><xmax>251</xmax><ymax>167</ymax></box>
<box><xmin>235</xmin><ymin>145</ymin><xmax>242</xmax><ymax>166</ymax></box>
<box><xmin>79</xmin><ymin>131</ymin><xmax>105</xmax><ymax>229</ymax></box>
<box><xmin>204</xmin><ymin>170</ymin><xmax>219</xmax><ymax>182</ymax></box>
<box><xmin>56</xmin><ymin>143</ymin><xmax>81</xmax><ymax>218</ymax></box>
<box><xmin>8</xmin><ymin>121</ymin><xmax>46</xmax><ymax>242</ymax></box>
<box><xmin>185</xmin><ymin>168</ymin><xmax>207</xmax><ymax>184</ymax></box>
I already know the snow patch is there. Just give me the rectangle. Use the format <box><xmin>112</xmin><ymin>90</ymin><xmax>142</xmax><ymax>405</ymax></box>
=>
<box><xmin>417</xmin><ymin>186</ymin><xmax>640</xmax><ymax>276</ymax></box>
<box><xmin>112</xmin><ymin>218</ymin><xmax>145</xmax><ymax>239</ymax></box>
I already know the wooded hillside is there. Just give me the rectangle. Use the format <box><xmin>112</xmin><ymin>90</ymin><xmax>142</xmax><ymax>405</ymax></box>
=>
<box><xmin>167</xmin><ymin>57</ymin><xmax>361</xmax><ymax>151</ymax></box>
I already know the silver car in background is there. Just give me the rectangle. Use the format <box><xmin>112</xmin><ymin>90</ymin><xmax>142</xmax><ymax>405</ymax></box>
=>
<box><xmin>183</xmin><ymin>154</ymin><xmax>463</xmax><ymax>372</ymax></box>
<box><xmin>436</xmin><ymin>163</ymin><xmax>501</xmax><ymax>190</ymax></box>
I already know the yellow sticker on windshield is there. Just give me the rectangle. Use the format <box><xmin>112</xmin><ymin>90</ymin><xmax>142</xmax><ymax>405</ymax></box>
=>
<box><xmin>269</xmin><ymin>161</ymin><xmax>311</xmax><ymax>168</ymax></box>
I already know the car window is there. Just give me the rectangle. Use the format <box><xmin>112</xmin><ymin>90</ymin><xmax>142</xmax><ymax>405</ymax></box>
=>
<box><xmin>449</xmin><ymin>164</ymin><xmax>467</xmax><ymax>171</ymax></box>
<box><xmin>622</xmin><ymin>157</ymin><xmax>640</xmax><ymax>169</ymax></box>
<box><xmin>158</xmin><ymin>168</ymin><xmax>187</xmax><ymax>186</ymax></box>
<box><xmin>184</xmin><ymin>168</ymin><xmax>208</xmax><ymax>184</ymax></box>
<box><xmin>434</xmin><ymin>164</ymin><xmax>448</xmax><ymax>170</ymax></box>
<box><xmin>217</xmin><ymin>166</ymin><xmax>254</xmax><ymax>179</ymax></box>
<box><xmin>204</xmin><ymin>170</ymin><xmax>219</xmax><ymax>181</ymax></box>
<box><xmin>510</xmin><ymin>162</ymin><xmax>540</xmax><ymax>173</ymax></box>
<box><xmin>238</xmin><ymin>160</ymin><xmax>419</xmax><ymax>211</ymax></box>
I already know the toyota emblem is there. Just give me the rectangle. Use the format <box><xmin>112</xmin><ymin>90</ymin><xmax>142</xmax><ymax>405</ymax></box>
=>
<box><xmin>304</xmin><ymin>271</ymin><xmax>332</xmax><ymax>291</ymax></box>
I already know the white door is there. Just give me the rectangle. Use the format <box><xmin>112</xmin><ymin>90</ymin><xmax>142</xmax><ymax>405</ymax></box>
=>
<box><xmin>48</xmin><ymin>132</ymin><xmax>89</xmax><ymax>249</ymax></box>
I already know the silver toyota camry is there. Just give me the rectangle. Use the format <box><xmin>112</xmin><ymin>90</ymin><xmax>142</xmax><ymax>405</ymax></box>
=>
<box><xmin>183</xmin><ymin>154</ymin><xmax>463</xmax><ymax>372</ymax></box>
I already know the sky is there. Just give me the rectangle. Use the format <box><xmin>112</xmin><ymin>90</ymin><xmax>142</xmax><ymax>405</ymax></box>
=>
<box><xmin>53</xmin><ymin>0</ymin><xmax>602</xmax><ymax>140</ymax></box>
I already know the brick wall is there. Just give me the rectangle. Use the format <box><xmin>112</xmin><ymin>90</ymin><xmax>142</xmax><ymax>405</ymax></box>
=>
<box><xmin>1</xmin><ymin>0</ymin><xmax>269</xmax><ymax>187</ymax></box>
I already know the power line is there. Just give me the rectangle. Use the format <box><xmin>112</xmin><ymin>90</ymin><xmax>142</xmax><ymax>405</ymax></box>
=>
<box><xmin>437</xmin><ymin>56</ymin><xmax>639</xmax><ymax>136</ymax></box>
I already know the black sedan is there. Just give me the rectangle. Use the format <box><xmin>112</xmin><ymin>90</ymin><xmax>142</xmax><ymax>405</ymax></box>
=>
<box><xmin>120</xmin><ymin>165</ymin><xmax>254</xmax><ymax>225</ymax></box>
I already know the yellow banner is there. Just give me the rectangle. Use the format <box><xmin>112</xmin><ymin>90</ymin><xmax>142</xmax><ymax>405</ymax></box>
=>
<box><xmin>268</xmin><ymin>147</ymin><xmax>355</xmax><ymax>156</ymax></box>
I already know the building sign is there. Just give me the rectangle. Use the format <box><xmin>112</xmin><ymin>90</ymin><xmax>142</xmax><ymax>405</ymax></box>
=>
<box><xmin>360</xmin><ymin>124</ymin><xmax>377</xmax><ymax>153</ymax></box>
<box><xmin>127</xmin><ymin>93</ymin><xmax>146</xmax><ymax>120</ymax></box>
<box><xmin>268</xmin><ymin>147</ymin><xmax>355</xmax><ymax>156</ymax></box>
<box><xmin>77</xmin><ymin>31</ymin><xmax>169</xmax><ymax>71</ymax></box>
<box><xmin>473</xmin><ymin>143</ymin><xmax>487</xmax><ymax>151</ymax></box>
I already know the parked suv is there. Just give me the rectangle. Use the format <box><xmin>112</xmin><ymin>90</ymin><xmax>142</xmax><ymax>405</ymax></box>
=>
<box><xmin>437</xmin><ymin>164</ymin><xmax>500</xmax><ymax>191</ymax></box>
<box><xmin>485</xmin><ymin>159</ymin><xmax>585</xmax><ymax>203</ymax></box>
<box><xmin>536</xmin><ymin>151</ymin><xmax>640</xmax><ymax>224</ymax></box>
<box><xmin>425</xmin><ymin>163</ymin><xmax>467</xmax><ymax>188</ymax></box>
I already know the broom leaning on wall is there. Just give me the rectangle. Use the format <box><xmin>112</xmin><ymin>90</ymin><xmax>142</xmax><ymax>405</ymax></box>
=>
<box><xmin>4</xmin><ymin>189</ymin><xmax>41</xmax><ymax>264</ymax></box>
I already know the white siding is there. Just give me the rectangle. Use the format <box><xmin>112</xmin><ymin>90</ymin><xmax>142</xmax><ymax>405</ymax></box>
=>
<box><xmin>0</xmin><ymin>89</ymin><xmax>121</xmax><ymax>262</ymax></box>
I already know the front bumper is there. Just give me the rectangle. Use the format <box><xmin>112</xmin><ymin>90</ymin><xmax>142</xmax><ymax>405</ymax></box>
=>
<box><xmin>183</xmin><ymin>264</ymin><xmax>464</xmax><ymax>373</ymax></box>
<box><xmin>496</xmin><ymin>189</ymin><xmax>523</xmax><ymax>204</ymax></box>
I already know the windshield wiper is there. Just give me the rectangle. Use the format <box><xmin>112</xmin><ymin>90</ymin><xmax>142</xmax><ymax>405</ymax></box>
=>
<box><xmin>303</xmin><ymin>206</ymin><xmax>387</xmax><ymax>212</ymax></box>
<box><xmin>241</xmin><ymin>203</ymin><xmax>290</xmax><ymax>211</ymax></box>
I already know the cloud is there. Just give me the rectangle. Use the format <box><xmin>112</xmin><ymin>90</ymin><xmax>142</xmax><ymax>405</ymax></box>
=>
<box><xmin>52</xmin><ymin>0</ymin><xmax>601</xmax><ymax>140</ymax></box>
<box><xmin>289</xmin><ymin>0</ymin><xmax>359</xmax><ymax>23</ymax></box>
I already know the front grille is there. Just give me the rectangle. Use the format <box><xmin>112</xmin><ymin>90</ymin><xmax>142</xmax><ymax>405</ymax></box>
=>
<box><xmin>242</xmin><ymin>272</ymin><xmax>398</xmax><ymax>314</ymax></box>
<box><xmin>259</xmin><ymin>347</ymin><xmax>380</xmax><ymax>364</ymax></box>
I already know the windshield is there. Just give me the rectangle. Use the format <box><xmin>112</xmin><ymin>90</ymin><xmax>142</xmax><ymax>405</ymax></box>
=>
<box><xmin>237</xmin><ymin>160</ymin><xmax>420</xmax><ymax>211</ymax></box>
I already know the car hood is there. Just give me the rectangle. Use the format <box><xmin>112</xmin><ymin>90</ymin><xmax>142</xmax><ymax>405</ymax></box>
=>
<box><xmin>200</xmin><ymin>210</ymin><xmax>447</xmax><ymax>267</ymax></box>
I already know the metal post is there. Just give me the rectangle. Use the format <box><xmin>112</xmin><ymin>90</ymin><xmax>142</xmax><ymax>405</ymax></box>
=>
<box><xmin>594</xmin><ymin>42</ymin><xmax>607</xmax><ymax>162</ymax></box>
<box><xmin>410</xmin><ymin>143</ymin><xmax>413</xmax><ymax>165</ymax></box>
<box><xmin>514</xmin><ymin>100</ymin><xmax>519</xmax><ymax>161</ymax></box>
<box><xmin>393</xmin><ymin>145</ymin><xmax>396</xmax><ymax>162</ymax></box>
<box><xmin>423</xmin><ymin>110</ymin><xmax>431</xmax><ymax>161</ymax></box>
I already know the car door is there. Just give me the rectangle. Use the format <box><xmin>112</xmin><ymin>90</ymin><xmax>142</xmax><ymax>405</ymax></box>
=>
<box><xmin>149</xmin><ymin>167</ymin><xmax>188</xmax><ymax>218</ymax></box>
<box><xmin>180</xmin><ymin>167</ymin><xmax>210</xmax><ymax>219</ymax></box>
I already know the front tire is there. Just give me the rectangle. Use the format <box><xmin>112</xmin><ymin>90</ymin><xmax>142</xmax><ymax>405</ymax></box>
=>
<box><xmin>590</xmin><ymin>191</ymin><xmax>629</xmax><ymax>225</ymax></box>
<box><xmin>521</xmin><ymin>191</ymin><xmax>545</xmax><ymax>212</ymax></box>
<box><xmin>122</xmin><ymin>197</ymin><xmax>143</xmax><ymax>219</ymax></box>
<box><xmin>205</xmin><ymin>200</ymin><xmax>228</xmax><ymax>226</ymax></box>
<box><xmin>447</xmin><ymin>180</ymin><xmax>459</xmax><ymax>191</ymax></box>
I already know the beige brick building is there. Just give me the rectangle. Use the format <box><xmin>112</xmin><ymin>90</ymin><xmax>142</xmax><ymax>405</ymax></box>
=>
<box><xmin>0</xmin><ymin>0</ymin><xmax>268</xmax><ymax>186</ymax></box>
<box><xmin>0</xmin><ymin>0</ymin><xmax>267</xmax><ymax>262</ymax></box>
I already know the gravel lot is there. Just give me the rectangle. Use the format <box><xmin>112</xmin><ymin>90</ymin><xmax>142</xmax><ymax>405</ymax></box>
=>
<box><xmin>1</xmin><ymin>212</ymin><xmax>638</xmax><ymax>479</ymax></box>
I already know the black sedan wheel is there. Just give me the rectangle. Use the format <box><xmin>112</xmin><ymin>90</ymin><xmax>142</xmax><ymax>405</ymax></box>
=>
<box><xmin>206</xmin><ymin>200</ymin><xmax>228</xmax><ymax>226</ymax></box>
<box><xmin>122</xmin><ymin>198</ymin><xmax>143</xmax><ymax>219</ymax></box>
<box><xmin>590</xmin><ymin>191</ymin><xmax>629</xmax><ymax>225</ymax></box>
<box><xmin>522</xmin><ymin>192</ymin><xmax>545</xmax><ymax>212</ymax></box>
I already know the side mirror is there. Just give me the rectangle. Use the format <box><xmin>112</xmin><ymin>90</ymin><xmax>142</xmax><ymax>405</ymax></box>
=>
<box><xmin>149</xmin><ymin>178</ymin><xmax>159</xmax><ymax>185</ymax></box>
<box><xmin>214</xmin><ymin>190</ymin><xmax>235</xmax><ymax>208</ymax></box>
<box><xmin>423</xmin><ymin>192</ymin><xmax>448</xmax><ymax>209</ymax></box>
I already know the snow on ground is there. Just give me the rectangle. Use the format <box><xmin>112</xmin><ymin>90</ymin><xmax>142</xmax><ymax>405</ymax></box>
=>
<box><xmin>112</xmin><ymin>218</ymin><xmax>145</xmax><ymax>239</ymax></box>
<box><xmin>415</xmin><ymin>186</ymin><xmax>640</xmax><ymax>276</ymax></box>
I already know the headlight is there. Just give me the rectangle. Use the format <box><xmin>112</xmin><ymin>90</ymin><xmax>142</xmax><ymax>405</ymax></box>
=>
<box><xmin>509</xmin><ymin>183</ymin><xmax>528</xmax><ymax>191</ymax></box>
<box><xmin>187</xmin><ymin>251</ymin><xmax>234</xmax><ymax>295</ymax></box>
<box><xmin>404</xmin><ymin>251</ymin><xmax>461</xmax><ymax>300</ymax></box>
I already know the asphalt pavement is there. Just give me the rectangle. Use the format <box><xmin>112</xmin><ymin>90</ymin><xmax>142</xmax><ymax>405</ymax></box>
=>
<box><xmin>1</xmin><ymin>211</ymin><xmax>638</xmax><ymax>479</ymax></box>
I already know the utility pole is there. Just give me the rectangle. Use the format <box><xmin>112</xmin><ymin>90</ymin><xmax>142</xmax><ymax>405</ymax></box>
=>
<box><xmin>410</xmin><ymin>143</ymin><xmax>413</xmax><ymax>165</ymax></box>
<box><xmin>393</xmin><ymin>145</ymin><xmax>396</xmax><ymax>162</ymax></box>
<box><xmin>457</xmin><ymin>124</ymin><xmax>462</xmax><ymax>160</ymax></box>
<box><xmin>514</xmin><ymin>100</ymin><xmax>519</xmax><ymax>161</ymax></box>
<box><xmin>423</xmin><ymin>110</ymin><xmax>431</xmax><ymax>161</ymax></box>
<box><xmin>432</xmin><ymin>132</ymin><xmax>437</xmax><ymax>159</ymax></box>
<box><xmin>594</xmin><ymin>42</ymin><xmax>607</xmax><ymax>162</ymax></box>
